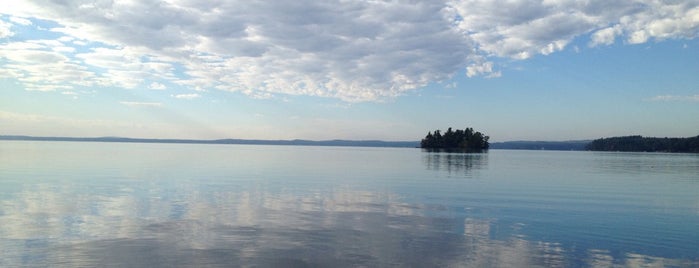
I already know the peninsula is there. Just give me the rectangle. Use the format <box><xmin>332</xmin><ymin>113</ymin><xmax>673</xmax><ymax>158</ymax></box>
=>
<box><xmin>586</xmin><ymin>135</ymin><xmax>699</xmax><ymax>153</ymax></box>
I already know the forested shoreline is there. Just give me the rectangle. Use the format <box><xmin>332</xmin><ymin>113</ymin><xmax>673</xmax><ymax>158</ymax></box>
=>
<box><xmin>586</xmin><ymin>135</ymin><xmax>699</xmax><ymax>153</ymax></box>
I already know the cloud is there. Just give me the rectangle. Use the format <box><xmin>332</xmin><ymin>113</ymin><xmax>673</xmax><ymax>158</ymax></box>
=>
<box><xmin>120</xmin><ymin>101</ymin><xmax>163</xmax><ymax>107</ymax></box>
<box><xmin>74</xmin><ymin>47</ymin><xmax>177</xmax><ymax>89</ymax></box>
<box><xmin>149</xmin><ymin>82</ymin><xmax>167</xmax><ymax>90</ymax></box>
<box><xmin>9</xmin><ymin>16</ymin><xmax>32</xmax><ymax>26</ymax></box>
<box><xmin>1</xmin><ymin>1</ymin><xmax>699</xmax><ymax>101</ymax></box>
<box><xmin>0</xmin><ymin>20</ymin><xmax>13</xmax><ymax>38</ymax></box>
<box><xmin>0</xmin><ymin>40</ymin><xmax>95</xmax><ymax>91</ymax></box>
<box><xmin>447</xmin><ymin>0</ymin><xmax>699</xmax><ymax>58</ymax></box>
<box><xmin>172</xmin><ymin>93</ymin><xmax>200</xmax><ymax>100</ymax></box>
<box><xmin>466</xmin><ymin>61</ymin><xmax>501</xmax><ymax>78</ymax></box>
<box><xmin>648</xmin><ymin>95</ymin><xmax>699</xmax><ymax>102</ymax></box>
<box><xmin>589</xmin><ymin>26</ymin><xmax>623</xmax><ymax>47</ymax></box>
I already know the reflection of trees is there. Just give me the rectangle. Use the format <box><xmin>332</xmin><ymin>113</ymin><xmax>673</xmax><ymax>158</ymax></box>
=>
<box><xmin>423</xmin><ymin>150</ymin><xmax>488</xmax><ymax>176</ymax></box>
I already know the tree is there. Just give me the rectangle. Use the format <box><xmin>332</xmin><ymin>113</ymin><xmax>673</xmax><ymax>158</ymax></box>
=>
<box><xmin>420</xmin><ymin>127</ymin><xmax>489</xmax><ymax>151</ymax></box>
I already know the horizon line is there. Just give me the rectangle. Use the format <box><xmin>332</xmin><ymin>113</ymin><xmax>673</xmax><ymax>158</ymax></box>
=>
<box><xmin>0</xmin><ymin>134</ymin><xmax>602</xmax><ymax>144</ymax></box>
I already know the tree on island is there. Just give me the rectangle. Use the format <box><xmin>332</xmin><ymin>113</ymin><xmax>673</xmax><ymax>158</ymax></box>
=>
<box><xmin>420</xmin><ymin>127</ymin><xmax>489</xmax><ymax>151</ymax></box>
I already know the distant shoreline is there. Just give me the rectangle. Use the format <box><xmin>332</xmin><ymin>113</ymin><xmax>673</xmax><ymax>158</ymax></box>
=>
<box><xmin>0</xmin><ymin>135</ymin><xmax>420</xmax><ymax>148</ymax></box>
<box><xmin>1</xmin><ymin>135</ymin><xmax>594</xmax><ymax>151</ymax></box>
<box><xmin>7</xmin><ymin>135</ymin><xmax>695</xmax><ymax>153</ymax></box>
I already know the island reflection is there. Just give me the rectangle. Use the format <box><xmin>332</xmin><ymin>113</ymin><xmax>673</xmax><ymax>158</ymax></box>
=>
<box><xmin>423</xmin><ymin>149</ymin><xmax>488</xmax><ymax>176</ymax></box>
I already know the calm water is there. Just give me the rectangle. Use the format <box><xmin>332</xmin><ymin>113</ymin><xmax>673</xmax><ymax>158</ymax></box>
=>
<box><xmin>1</xmin><ymin>141</ymin><xmax>698</xmax><ymax>267</ymax></box>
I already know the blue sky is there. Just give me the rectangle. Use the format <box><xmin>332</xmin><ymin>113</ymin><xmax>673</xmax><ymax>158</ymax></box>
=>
<box><xmin>1</xmin><ymin>1</ymin><xmax>698</xmax><ymax>142</ymax></box>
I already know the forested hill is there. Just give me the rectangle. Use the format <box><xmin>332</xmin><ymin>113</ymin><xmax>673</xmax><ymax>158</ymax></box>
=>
<box><xmin>586</xmin><ymin>135</ymin><xmax>699</xmax><ymax>153</ymax></box>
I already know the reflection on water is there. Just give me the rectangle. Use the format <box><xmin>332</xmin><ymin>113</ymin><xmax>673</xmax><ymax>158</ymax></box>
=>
<box><xmin>592</xmin><ymin>151</ymin><xmax>699</xmax><ymax>178</ymax></box>
<box><xmin>2</xmin><ymin>184</ymin><xmax>694</xmax><ymax>267</ymax></box>
<box><xmin>1</xmin><ymin>142</ymin><xmax>698</xmax><ymax>267</ymax></box>
<box><xmin>423</xmin><ymin>150</ymin><xmax>488</xmax><ymax>176</ymax></box>
<box><xmin>0</xmin><ymin>185</ymin><xmax>526</xmax><ymax>267</ymax></box>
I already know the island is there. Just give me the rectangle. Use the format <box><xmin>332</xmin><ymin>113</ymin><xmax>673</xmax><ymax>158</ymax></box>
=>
<box><xmin>586</xmin><ymin>135</ymin><xmax>699</xmax><ymax>153</ymax></box>
<box><xmin>420</xmin><ymin>127</ymin><xmax>489</xmax><ymax>152</ymax></box>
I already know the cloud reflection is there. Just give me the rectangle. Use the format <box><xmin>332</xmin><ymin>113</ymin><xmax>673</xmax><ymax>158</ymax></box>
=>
<box><xmin>1</xmin><ymin>181</ymin><xmax>696</xmax><ymax>267</ymax></box>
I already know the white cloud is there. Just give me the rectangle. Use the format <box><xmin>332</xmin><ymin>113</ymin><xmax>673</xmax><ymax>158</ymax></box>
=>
<box><xmin>173</xmin><ymin>93</ymin><xmax>200</xmax><ymax>99</ymax></box>
<box><xmin>1</xmin><ymin>1</ymin><xmax>472</xmax><ymax>101</ymax></box>
<box><xmin>3</xmin><ymin>48</ymin><xmax>68</xmax><ymax>63</ymax></box>
<box><xmin>0</xmin><ymin>40</ymin><xmax>96</xmax><ymax>91</ymax></box>
<box><xmin>648</xmin><ymin>94</ymin><xmax>699</xmax><ymax>102</ymax></box>
<box><xmin>74</xmin><ymin>47</ymin><xmax>176</xmax><ymax>89</ymax></box>
<box><xmin>149</xmin><ymin>82</ymin><xmax>167</xmax><ymax>90</ymax></box>
<box><xmin>590</xmin><ymin>26</ymin><xmax>623</xmax><ymax>47</ymax></box>
<box><xmin>466</xmin><ymin>61</ymin><xmax>501</xmax><ymax>78</ymax></box>
<box><xmin>9</xmin><ymin>16</ymin><xmax>32</xmax><ymax>26</ymax></box>
<box><xmin>0</xmin><ymin>20</ymin><xmax>13</xmax><ymax>38</ymax></box>
<box><xmin>447</xmin><ymin>0</ymin><xmax>699</xmax><ymax>57</ymax></box>
<box><xmin>628</xmin><ymin>30</ymin><xmax>650</xmax><ymax>44</ymax></box>
<box><xmin>23</xmin><ymin>84</ymin><xmax>74</xmax><ymax>92</ymax></box>
<box><xmin>120</xmin><ymin>101</ymin><xmax>163</xmax><ymax>107</ymax></box>
<box><xmin>2</xmin><ymin>1</ymin><xmax>699</xmax><ymax>101</ymax></box>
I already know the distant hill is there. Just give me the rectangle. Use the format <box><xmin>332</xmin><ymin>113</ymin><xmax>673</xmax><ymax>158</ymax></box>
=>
<box><xmin>0</xmin><ymin>135</ymin><xmax>420</xmax><ymax>148</ymax></box>
<box><xmin>489</xmin><ymin>140</ymin><xmax>590</xmax><ymax>151</ymax></box>
<box><xmin>1</xmin><ymin>135</ymin><xmax>596</xmax><ymax>150</ymax></box>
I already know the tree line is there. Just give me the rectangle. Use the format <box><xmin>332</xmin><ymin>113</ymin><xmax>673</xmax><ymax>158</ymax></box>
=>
<box><xmin>585</xmin><ymin>135</ymin><xmax>699</xmax><ymax>153</ymax></box>
<box><xmin>420</xmin><ymin>127</ymin><xmax>489</xmax><ymax>151</ymax></box>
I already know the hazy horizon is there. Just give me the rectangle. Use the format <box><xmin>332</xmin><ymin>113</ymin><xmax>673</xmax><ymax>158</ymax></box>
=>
<box><xmin>2</xmin><ymin>1</ymin><xmax>698</xmax><ymax>141</ymax></box>
<box><xmin>2</xmin><ymin>131</ymin><xmax>697</xmax><ymax>143</ymax></box>
<box><xmin>9</xmin><ymin>133</ymin><xmax>693</xmax><ymax>145</ymax></box>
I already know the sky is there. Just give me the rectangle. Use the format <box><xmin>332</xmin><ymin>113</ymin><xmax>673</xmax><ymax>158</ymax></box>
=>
<box><xmin>1</xmin><ymin>0</ymin><xmax>698</xmax><ymax>142</ymax></box>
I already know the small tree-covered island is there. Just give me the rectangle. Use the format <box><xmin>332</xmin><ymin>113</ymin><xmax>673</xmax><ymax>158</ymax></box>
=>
<box><xmin>420</xmin><ymin>127</ymin><xmax>489</xmax><ymax>152</ymax></box>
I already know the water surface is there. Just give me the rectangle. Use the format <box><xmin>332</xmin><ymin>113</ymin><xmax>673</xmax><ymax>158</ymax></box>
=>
<box><xmin>1</xmin><ymin>141</ymin><xmax>698</xmax><ymax>267</ymax></box>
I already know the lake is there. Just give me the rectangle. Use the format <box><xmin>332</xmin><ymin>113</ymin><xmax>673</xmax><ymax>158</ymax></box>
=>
<box><xmin>1</xmin><ymin>141</ymin><xmax>698</xmax><ymax>267</ymax></box>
